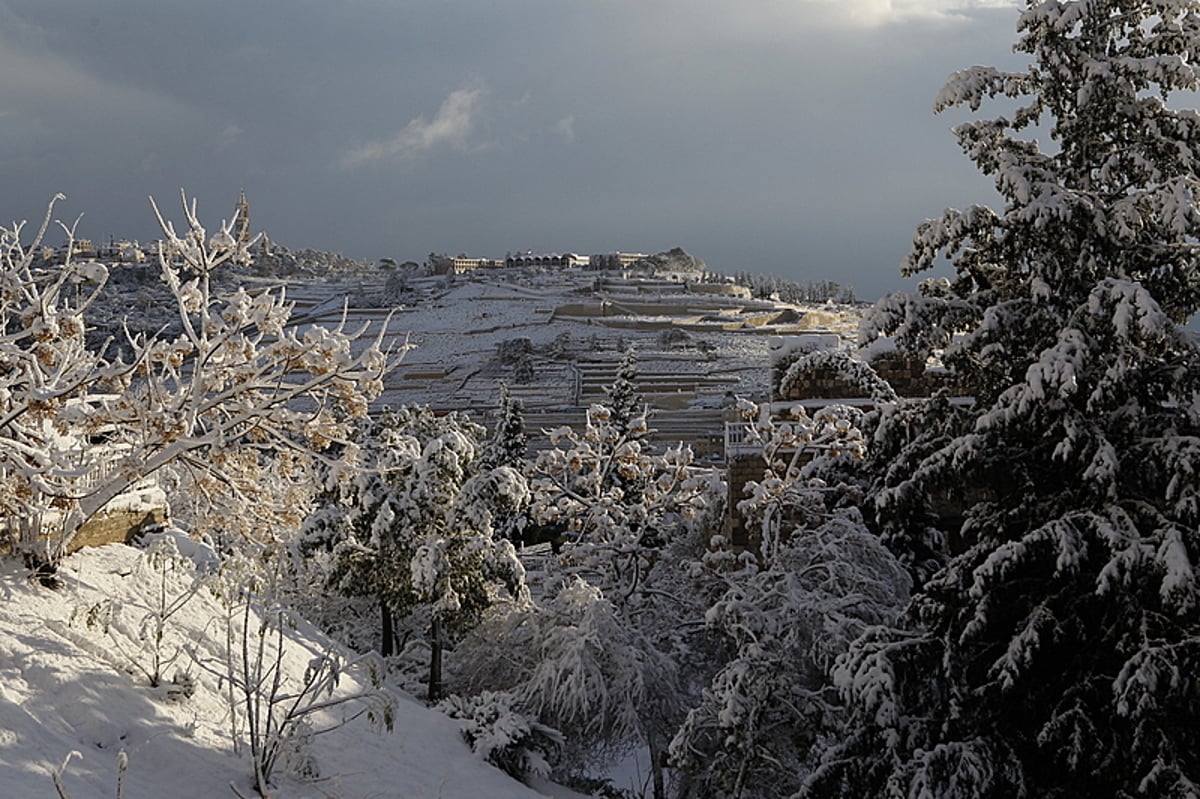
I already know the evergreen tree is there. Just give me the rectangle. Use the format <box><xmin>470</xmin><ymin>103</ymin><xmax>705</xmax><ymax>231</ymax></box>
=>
<box><xmin>480</xmin><ymin>382</ymin><xmax>528</xmax><ymax>471</ymax></box>
<box><xmin>302</xmin><ymin>406</ymin><xmax>525</xmax><ymax>699</ymax></box>
<box><xmin>807</xmin><ymin>2</ymin><xmax>1200</xmax><ymax>797</ymax></box>
<box><xmin>479</xmin><ymin>383</ymin><xmax>530</xmax><ymax>546</ymax></box>
<box><xmin>604</xmin><ymin>345</ymin><xmax>644</xmax><ymax>434</ymax></box>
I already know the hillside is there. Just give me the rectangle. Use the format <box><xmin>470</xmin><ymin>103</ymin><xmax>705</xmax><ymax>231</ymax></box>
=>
<box><xmin>0</xmin><ymin>542</ymin><xmax>574</xmax><ymax>799</ymax></box>
<box><xmin>275</xmin><ymin>267</ymin><xmax>863</xmax><ymax>414</ymax></box>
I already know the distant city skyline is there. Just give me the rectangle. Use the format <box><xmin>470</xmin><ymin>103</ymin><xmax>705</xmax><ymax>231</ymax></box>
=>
<box><xmin>0</xmin><ymin>1</ymin><xmax>1035</xmax><ymax>300</ymax></box>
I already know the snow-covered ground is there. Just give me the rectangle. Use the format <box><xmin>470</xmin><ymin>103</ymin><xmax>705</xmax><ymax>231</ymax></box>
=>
<box><xmin>0</xmin><ymin>543</ymin><xmax>577</xmax><ymax>799</ymax></box>
<box><xmin>91</xmin><ymin>258</ymin><xmax>862</xmax><ymax>420</ymax></box>
<box><xmin>280</xmin><ymin>268</ymin><xmax>862</xmax><ymax>417</ymax></box>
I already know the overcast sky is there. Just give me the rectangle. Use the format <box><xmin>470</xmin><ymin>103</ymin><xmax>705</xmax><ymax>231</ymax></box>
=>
<box><xmin>0</xmin><ymin>0</ymin><xmax>1027</xmax><ymax>300</ymax></box>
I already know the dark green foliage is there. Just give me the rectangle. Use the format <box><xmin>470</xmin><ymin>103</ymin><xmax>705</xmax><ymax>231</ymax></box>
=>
<box><xmin>729</xmin><ymin>271</ymin><xmax>854</xmax><ymax>304</ymax></box>
<box><xmin>480</xmin><ymin>383</ymin><xmax>528</xmax><ymax>472</ymax></box>
<box><xmin>864</xmin><ymin>393</ymin><xmax>975</xmax><ymax>585</ymax></box>
<box><xmin>807</xmin><ymin>3</ymin><xmax>1200</xmax><ymax>797</ymax></box>
<box><xmin>604</xmin><ymin>346</ymin><xmax>643</xmax><ymax>435</ymax></box>
<box><xmin>478</xmin><ymin>384</ymin><xmax>531</xmax><ymax>547</ymax></box>
<box><xmin>630</xmin><ymin>246</ymin><xmax>706</xmax><ymax>274</ymax></box>
<box><xmin>497</xmin><ymin>337</ymin><xmax>535</xmax><ymax>383</ymax></box>
<box><xmin>302</xmin><ymin>407</ymin><xmax>527</xmax><ymax>677</ymax></box>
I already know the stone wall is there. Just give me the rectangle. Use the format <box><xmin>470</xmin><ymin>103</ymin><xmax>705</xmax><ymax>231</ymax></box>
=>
<box><xmin>67</xmin><ymin>507</ymin><xmax>169</xmax><ymax>553</ymax></box>
<box><xmin>774</xmin><ymin>351</ymin><xmax>942</xmax><ymax>401</ymax></box>
<box><xmin>726</xmin><ymin>453</ymin><xmax>765</xmax><ymax>548</ymax></box>
<box><xmin>870</xmin><ymin>354</ymin><xmax>932</xmax><ymax>397</ymax></box>
<box><xmin>2</xmin><ymin>506</ymin><xmax>169</xmax><ymax>558</ymax></box>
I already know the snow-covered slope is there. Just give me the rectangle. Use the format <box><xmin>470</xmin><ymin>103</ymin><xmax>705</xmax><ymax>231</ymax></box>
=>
<box><xmin>0</xmin><ymin>544</ymin><xmax>560</xmax><ymax>799</ymax></box>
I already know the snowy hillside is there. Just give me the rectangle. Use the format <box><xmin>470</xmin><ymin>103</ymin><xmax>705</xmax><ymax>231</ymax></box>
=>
<box><xmin>243</xmin><ymin>267</ymin><xmax>864</xmax><ymax>414</ymax></box>
<box><xmin>0</xmin><ymin>543</ymin><xmax>570</xmax><ymax>799</ymax></box>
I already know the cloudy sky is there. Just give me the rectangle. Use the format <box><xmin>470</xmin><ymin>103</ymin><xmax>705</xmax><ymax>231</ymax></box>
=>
<box><xmin>0</xmin><ymin>0</ymin><xmax>1027</xmax><ymax>300</ymax></box>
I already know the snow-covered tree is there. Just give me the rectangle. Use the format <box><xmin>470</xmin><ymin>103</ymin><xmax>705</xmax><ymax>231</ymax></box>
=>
<box><xmin>450</xmin><ymin>395</ymin><xmax>724</xmax><ymax>794</ymax></box>
<box><xmin>437</xmin><ymin>689</ymin><xmax>564</xmax><ymax>783</ymax></box>
<box><xmin>0</xmin><ymin>191</ymin><xmax>395</xmax><ymax>566</ymax></box>
<box><xmin>604</xmin><ymin>345</ymin><xmax>644</xmax><ymax>434</ymax></box>
<box><xmin>477</xmin><ymin>384</ymin><xmax>530</xmax><ymax>546</ymax></box>
<box><xmin>453</xmin><ymin>578</ymin><xmax>669</xmax><ymax>778</ymax></box>
<box><xmin>529</xmin><ymin>402</ymin><xmax>722</xmax><ymax>602</ymax></box>
<box><xmin>158</xmin><ymin>448</ymin><xmax>319</xmax><ymax>549</ymax></box>
<box><xmin>303</xmin><ymin>406</ymin><xmax>526</xmax><ymax>699</ymax></box>
<box><xmin>670</xmin><ymin>401</ymin><xmax>910</xmax><ymax>799</ymax></box>
<box><xmin>671</xmin><ymin>516</ymin><xmax>910</xmax><ymax>799</ymax></box>
<box><xmin>480</xmin><ymin>383</ymin><xmax>528</xmax><ymax>473</ymax></box>
<box><xmin>0</xmin><ymin>196</ymin><xmax>117</xmax><ymax>561</ymax></box>
<box><xmin>807</xmin><ymin>3</ymin><xmax>1200</xmax><ymax>796</ymax></box>
<box><xmin>858</xmin><ymin>391</ymin><xmax>974</xmax><ymax>585</ymax></box>
<box><xmin>525</xmin><ymin>400</ymin><xmax>725</xmax><ymax>797</ymax></box>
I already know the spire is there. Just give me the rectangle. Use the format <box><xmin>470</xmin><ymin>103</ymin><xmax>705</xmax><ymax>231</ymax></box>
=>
<box><xmin>234</xmin><ymin>189</ymin><xmax>251</xmax><ymax>246</ymax></box>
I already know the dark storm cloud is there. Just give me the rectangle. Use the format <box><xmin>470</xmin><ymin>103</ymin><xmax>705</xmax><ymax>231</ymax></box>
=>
<box><xmin>0</xmin><ymin>0</ymin><xmax>1023</xmax><ymax>299</ymax></box>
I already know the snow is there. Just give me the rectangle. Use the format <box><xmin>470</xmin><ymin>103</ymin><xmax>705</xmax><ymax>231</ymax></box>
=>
<box><xmin>767</xmin><ymin>333</ymin><xmax>843</xmax><ymax>366</ymax></box>
<box><xmin>858</xmin><ymin>333</ymin><xmax>897</xmax><ymax>361</ymax></box>
<box><xmin>0</xmin><ymin>544</ymin><xmax>572</xmax><ymax>799</ymax></box>
<box><xmin>286</xmin><ymin>269</ymin><xmax>862</xmax><ymax>412</ymax></box>
<box><xmin>94</xmin><ymin>484</ymin><xmax>167</xmax><ymax>517</ymax></box>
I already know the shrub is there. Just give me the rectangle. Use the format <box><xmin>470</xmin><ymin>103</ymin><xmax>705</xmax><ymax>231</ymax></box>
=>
<box><xmin>438</xmin><ymin>690</ymin><xmax>563</xmax><ymax>783</ymax></box>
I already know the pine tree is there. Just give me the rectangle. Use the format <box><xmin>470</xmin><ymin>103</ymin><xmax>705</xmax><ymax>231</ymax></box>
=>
<box><xmin>480</xmin><ymin>383</ymin><xmax>527</xmax><ymax>471</ymax></box>
<box><xmin>596</xmin><ymin>346</ymin><xmax>653</xmax><ymax>512</ymax></box>
<box><xmin>807</xmin><ymin>3</ymin><xmax>1200</xmax><ymax>797</ymax></box>
<box><xmin>604</xmin><ymin>345</ymin><xmax>644</xmax><ymax>434</ymax></box>
<box><xmin>478</xmin><ymin>384</ymin><xmax>530</xmax><ymax>546</ymax></box>
<box><xmin>302</xmin><ymin>407</ymin><xmax>525</xmax><ymax>698</ymax></box>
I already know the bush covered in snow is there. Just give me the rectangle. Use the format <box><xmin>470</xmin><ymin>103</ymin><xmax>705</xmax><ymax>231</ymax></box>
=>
<box><xmin>438</xmin><ymin>690</ymin><xmax>563</xmax><ymax>782</ymax></box>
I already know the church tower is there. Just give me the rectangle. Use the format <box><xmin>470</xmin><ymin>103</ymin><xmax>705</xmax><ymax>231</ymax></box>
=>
<box><xmin>234</xmin><ymin>189</ymin><xmax>251</xmax><ymax>246</ymax></box>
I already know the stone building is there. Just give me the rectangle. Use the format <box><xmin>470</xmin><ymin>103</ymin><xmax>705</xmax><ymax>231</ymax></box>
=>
<box><xmin>505</xmin><ymin>252</ymin><xmax>590</xmax><ymax>268</ymax></box>
<box><xmin>588</xmin><ymin>252</ymin><xmax>648</xmax><ymax>270</ymax></box>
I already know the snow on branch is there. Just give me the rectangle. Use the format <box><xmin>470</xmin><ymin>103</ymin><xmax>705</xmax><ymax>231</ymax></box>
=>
<box><xmin>1</xmin><ymin>191</ymin><xmax>403</xmax><ymax>561</ymax></box>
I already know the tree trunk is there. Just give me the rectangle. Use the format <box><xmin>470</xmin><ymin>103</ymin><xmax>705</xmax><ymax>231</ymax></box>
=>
<box><xmin>648</xmin><ymin>732</ymin><xmax>665</xmax><ymax>799</ymax></box>
<box><xmin>427</xmin><ymin>616</ymin><xmax>443</xmax><ymax>702</ymax></box>
<box><xmin>380</xmin><ymin>600</ymin><xmax>394</xmax><ymax>658</ymax></box>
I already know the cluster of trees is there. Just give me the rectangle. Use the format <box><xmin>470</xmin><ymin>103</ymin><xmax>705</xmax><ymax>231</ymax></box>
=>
<box><xmin>282</xmin><ymin>344</ymin><xmax>912</xmax><ymax>796</ymax></box>
<box><xmin>5</xmin><ymin>2</ymin><xmax>1200</xmax><ymax>796</ymax></box>
<box><xmin>725</xmin><ymin>272</ymin><xmax>856</xmax><ymax>305</ymax></box>
<box><xmin>250</xmin><ymin>244</ymin><xmax>376</xmax><ymax>278</ymax></box>
<box><xmin>493</xmin><ymin>333</ymin><xmax>578</xmax><ymax>383</ymax></box>
<box><xmin>298</xmin><ymin>1</ymin><xmax>1200</xmax><ymax>795</ymax></box>
<box><xmin>629</xmin><ymin>247</ymin><xmax>708</xmax><ymax>275</ymax></box>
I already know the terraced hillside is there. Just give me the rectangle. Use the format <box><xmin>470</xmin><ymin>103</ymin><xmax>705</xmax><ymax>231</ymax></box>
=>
<box><xmin>268</xmin><ymin>266</ymin><xmax>864</xmax><ymax>461</ymax></box>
